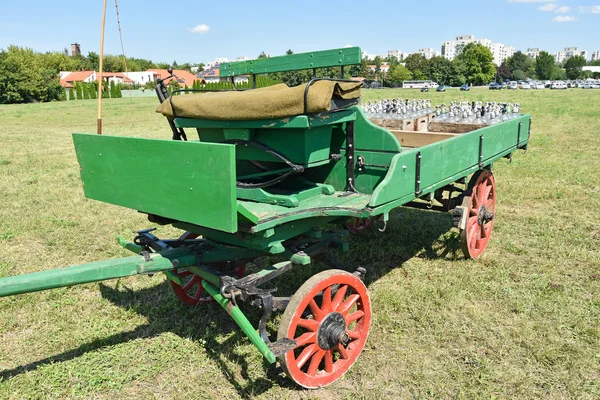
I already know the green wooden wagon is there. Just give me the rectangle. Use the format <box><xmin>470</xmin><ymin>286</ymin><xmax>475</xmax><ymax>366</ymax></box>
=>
<box><xmin>0</xmin><ymin>47</ymin><xmax>530</xmax><ymax>389</ymax></box>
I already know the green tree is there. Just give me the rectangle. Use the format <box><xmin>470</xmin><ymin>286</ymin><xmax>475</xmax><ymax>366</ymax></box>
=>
<box><xmin>511</xmin><ymin>70</ymin><xmax>527</xmax><ymax>81</ymax></box>
<box><xmin>456</xmin><ymin>43</ymin><xmax>496</xmax><ymax>85</ymax></box>
<box><xmin>497</xmin><ymin>62</ymin><xmax>511</xmax><ymax>81</ymax></box>
<box><xmin>89</xmin><ymin>81</ymin><xmax>97</xmax><ymax>99</ymax></box>
<box><xmin>424</xmin><ymin>56</ymin><xmax>453</xmax><ymax>85</ymax></box>
<box><xmin>389</xmin><ymin>64</ymin><xmax>412</xmax><ymax>85</ymax></box>
<box><xmin>404</xmin><ymin>53</ymin><xmax>428</xmax><ymax>80</ymax></box>
<box><xmin>109</xmin><ymin>81</ymin><xmax>116</xmax><ymax>98</ymax></box>
<box><xmin>257</xmin><ymin>51</ymin><xmax>269</xmax><ymax>59</ymax></box>
<box><xmin>75</xmin><ymin>81</ymin><xmax>83</xmax><ymax>100</ymax></box>
<box><xmin>564</xmin><ymin>55</ymin><xmax>586</xmax><ymax>80</ymax></box>
<box><xmin>68</xmin><ymin>86</ymin><xmax>75</xmax><ymax>100</ymax></box>
<box><xmin>506</xmin><ymin>51</ymin><xmax>533</xmax><ymax>75</ymax></box>
<box><xmin>535</xmin><ymin>51</ymin><xmax>555</xmax><ymax>80</ymax></box>
<box><xmin>551</xmin><ymin>66</ymin><xmax>566</xmax><ymax>80</ymax></box>
<box><xmin>83</xmin><ymin>82</ymin><xmax>90</xmax><ymax>99</ymax></box>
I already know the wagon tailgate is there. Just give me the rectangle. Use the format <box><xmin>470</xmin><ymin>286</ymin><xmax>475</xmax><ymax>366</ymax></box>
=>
<box><xmin>72</xmin><ymin>134</ymin><xmax>238</xmax><ymax>233</ymax></box>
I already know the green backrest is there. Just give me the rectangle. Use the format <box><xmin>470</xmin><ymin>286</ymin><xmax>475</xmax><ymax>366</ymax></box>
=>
<box><xmin>219</xmin><ymin>47</ymin><xmax>362</xmax><ymax>77</ymax></box>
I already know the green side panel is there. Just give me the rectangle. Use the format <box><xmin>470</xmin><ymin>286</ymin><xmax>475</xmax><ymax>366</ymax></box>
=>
<box><xmin>369</xmin><ymin>115</ymin><xmax>531</xmax><ymax>207</ymax></box>
<box><xmin>72</xmin><ymin>134</ymin><xmax>238</xmax><ymax>233</ymax></box>
<box><xmin>351</xmin><ymin>106</ymin><xmax>402</xmax><ymax>152</ymax></box>
<box><xmin>219</xmin><ymin>47</ymin><xmax>362</xmax><ymax>77</ymax></box>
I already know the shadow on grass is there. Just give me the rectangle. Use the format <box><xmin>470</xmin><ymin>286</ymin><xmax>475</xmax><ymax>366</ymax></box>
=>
<box><xmin>0</xmin><ymin>207</ymin><xmax>456</xmax><ymax>396</ymax></box>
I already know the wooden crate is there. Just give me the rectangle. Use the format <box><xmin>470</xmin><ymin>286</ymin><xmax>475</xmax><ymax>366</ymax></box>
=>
<box><xmin>429</xmin><ymin>121</ymin><xmax>486</xmax><ymax>134</ymax></box>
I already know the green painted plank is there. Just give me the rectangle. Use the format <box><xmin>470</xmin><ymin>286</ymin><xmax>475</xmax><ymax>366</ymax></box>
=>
<box><xmin>72</xmin><ymin>134</ymin><xmax>238</xmax><ymax>233</ymax></box>
<box><xmin>219</xmin><ymin>47</ymin><xmax>362</xmax><ymax>77</ymax></box>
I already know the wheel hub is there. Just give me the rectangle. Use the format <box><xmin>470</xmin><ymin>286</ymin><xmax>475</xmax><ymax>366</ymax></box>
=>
<box><xmin>478</xmin><ymin>204</ymin><xmax>494</xmax><ymax>226</ymax></box>
<box><xmin>317</xmin><ymin>312</ymin><xmax>348</xmax><ymax>350</ymax></box>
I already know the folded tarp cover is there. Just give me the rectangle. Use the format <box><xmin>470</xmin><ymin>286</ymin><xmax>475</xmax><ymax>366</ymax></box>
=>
<box><xmin>156</xmin><ymin>80</ymin><xmax>362</xmax><ymax>121</ymax></box>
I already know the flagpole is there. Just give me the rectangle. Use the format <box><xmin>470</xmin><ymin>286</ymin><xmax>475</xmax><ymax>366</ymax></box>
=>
<box><xmin>97</xmin><ymin>0</ymin><xmax>107</xmax><ymax>134</ymax></box>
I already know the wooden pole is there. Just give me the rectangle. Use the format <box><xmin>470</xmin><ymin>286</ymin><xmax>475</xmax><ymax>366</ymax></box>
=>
<box><xmin>97</xmin><ymin>0</ymin><xmax>107</xmax><ymax>134</ymax></box>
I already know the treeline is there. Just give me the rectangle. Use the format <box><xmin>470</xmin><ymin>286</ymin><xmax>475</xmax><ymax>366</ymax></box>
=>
<box><xmin>0</xmin><ymin>45</ymin><xmax>201</xmax><ymax>104</ymax></box>
<box><xmin>366</xmin><ymin>45</ymin><xmax>597</xmax><ymax>87</ymax></box>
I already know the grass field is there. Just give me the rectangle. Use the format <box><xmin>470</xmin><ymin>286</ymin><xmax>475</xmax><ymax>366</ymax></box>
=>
<box><xmin>0</xmin><ymin>88</ymin><xmax>599</xmax><ymax>399</ymax></box>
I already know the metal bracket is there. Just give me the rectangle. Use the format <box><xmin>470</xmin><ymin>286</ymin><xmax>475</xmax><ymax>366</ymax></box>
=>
<box><xmin>478</xmin><ymin>135</ymin><xmax>484</xmax><ymax>168</ymax></box>
<box><xmin>357</xmin><ymin>155</ymin><xmax>390</xmax><ymax>173</ymax></box>
<box><xmin>415</xmin><ymin>151</ymin><xmax>422</xmax><ymax>196</ymax></box>
<box><xmin>346</xmin><ymin>121</ymin><xmax>357</xmax><ymax>192</ymax></box>
<box><xmin>517</xmin><ymin>121</ymin><xmax>522</xmax><ymax>148</ymax></box>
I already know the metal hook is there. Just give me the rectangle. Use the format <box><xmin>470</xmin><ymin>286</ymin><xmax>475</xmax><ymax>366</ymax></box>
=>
<box><xmin>378</xmin><ymin>220</ymin><xmax>387</xmax><ymax>232</ymax></box>
<box><xmin>427</xmin><ymin>200</ymin><xmax>433</xmax><ymax>209</ymax></box>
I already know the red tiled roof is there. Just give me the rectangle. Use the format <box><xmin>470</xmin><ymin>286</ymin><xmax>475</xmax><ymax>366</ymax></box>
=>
<box><xmin>147</xmin><ymin>69</ymin><xmax>202</xmax><ymax>87</ymax></box>
<box><xmin>62</xmin><ymin>70</ymin><xmax>95</xmax><ymax>83</ymax></box>
<box><xmin>101</xmin><ymin>72</ymin><xmax>134</xmax><ymax>83</ymax></box>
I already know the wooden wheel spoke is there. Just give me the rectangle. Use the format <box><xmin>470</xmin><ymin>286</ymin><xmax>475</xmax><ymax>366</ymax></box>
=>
<box><xmin>336</xmin><ymin>344</ymin><xmax>350</xmax><ymax>359</ymax></box>
<box><xmin>295</xmin><ymin>332</ymin><xmax>317</xmax><ymax>347</ymax></box>
<box><xmin>321</xmin><ymin>286</ymin><xmax>332</xmax><ymax>314</ymax></box>
<box><xmin>182</xmin><ymin>275</ymin><xmax>199</xmax><ymax>292</ymax></box>
<box><xmin>296</xmin><ymin>343</ymin><xmax>319</xmax><ymax>369</ymax></box>
<box><xmin>307</xmin><ymin>349</ymin><xmax>326</xmax><ymax>376</ymax></box>
<box><xmin>331</xmin><ymin>284</ymin><xmax>348</xmax><ymax>310</ymax></box>
<box><xmin>297</xmin><ymin>318</ymin><xmax>319</xmax><ymax>331</ymax></box>
<box><xmin>345</xmin><ymin>310</ymin><xmax>364</xmax><ymax>325</ymax></box>
<box><xmin>324</xmin><ymin>350</ymin><xmax>333</xmax><ymax>373</ymax></box>
<box><xmin>346</xmin><ymin>329</ymin><xmax>361</xmax><ymax>340</ymax></box>
<box><xmin>194</xmin><ymin>283</ymin><xmax>204</xmax><ymax>300</ymax></box>
<box><xmin>309</xmin><ymin>299</ymin><xmax>325</xmax><ymax>321</ymax></box>
<box><xmin>338</xmin><ymin>294</ymin><xmax>360</xmax><ymax>315</ymax></box>
<box><xmin>483</xmin><ymin>182</ymin><xmax>493</xmax><ymax>201</ymax></box>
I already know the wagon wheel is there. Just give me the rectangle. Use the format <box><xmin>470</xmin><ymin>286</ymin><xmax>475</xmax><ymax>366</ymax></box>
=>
<box><xmin>460</xmin><ymin>170</ymin><xmax>497</xmax><ymax>259</ymax></box>
<box><xmin>170</xmin><ymin>264</ymin><xmax>246</xmax><ymax>305</ymax></box>
<box><xmin>345</xmin><ymin>217</ymin><xmax>374</xmax><ymax>234</ymax></box>
<box><xmin>277</xmin><ymin>270</ymin><xmax>372</xmax><ymax>389</ymax></box>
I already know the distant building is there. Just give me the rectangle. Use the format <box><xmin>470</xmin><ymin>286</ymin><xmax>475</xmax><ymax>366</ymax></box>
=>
<box><xmin>418</xmin><ymin>48</ymin><xmax>441</xmax><ymax>59</ymax></box>
<box><xmin>122</xmin><ymin>71</ymin><xmax>156</xmax><ymax>85</ymax></box>
<box><xmin>71</xmin><ymin>43</ymin><xmax>81</xmax><ymax>57</ymax></box>
<box><xmin>361</xmin><ymin>51</ymin><xmax>377</xmax><ymax>61</ymax></box>
<box><xmin>592</xmin><ymin>51</ymin><xmax>600</xmax><ymax>61</ymax></box>
<box><xmin>147</xmin><ymin>69</ymin><xmax>202</xmax><ymax>87</ymax></box>
<box><xmin>198</xmin><ymin>65</ymin><xmax>248</xmax><ymax>84</ymax></box>
<box><xmin>60</xmin><ymin>70</ymin><xmax>95</xmax><ymax>88</ymax></box>
<box><xmin>236</xmin><ymin>56</ymin><xmax>250</xmax><ymax>61</ymax></box>
<box><xmin>385</xmin><ymin>50</ymin><xmax>411</xmax><ymax>61</ymax></box>
<box><xmin>554</xmin><ymin>47</ymin><xmax>588</xmax><ymax>63</ymax></box>
<box><xmin>366</xmin><ymin>63</ymin><xmax>390</xmax><ymax>73</ymax></box>
<box><xmin>526</xmin><ymin>48</ymin><xmax>542</xmax><ymax>59</ymax></box>
<box><xmin>441</xmin><ymin>34</ymin><xmax>514</xmax><ymax>65</ymax></box>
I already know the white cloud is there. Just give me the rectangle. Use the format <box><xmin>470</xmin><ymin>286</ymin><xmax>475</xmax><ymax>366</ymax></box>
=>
<box><xmin>552</xmin><ymin>15</ymin><xmax>577</xmax><ymax>22</ymax></box>
<box><xmin>554</xmin><ymin>6</ymin><xmax>570</xmax><ymax>13</ymax></box>
<box><xmin>188</xmin><ymin>24</ymin><xmax>210</xmax><ymax>34</ymax></box>
<box><xmin>578</xmin><ymin>5</ymin><xmax>600</xmax><ymax>14</ymax></box>
<box><xmin>344</xmin><ymin>44</ymin><xmax>354</xmax><ymax>48</ymax></box>
<box><xmin>539</xmin><ymin>3</ymin><xmax>557</xmax><ymax>11</ymax></box>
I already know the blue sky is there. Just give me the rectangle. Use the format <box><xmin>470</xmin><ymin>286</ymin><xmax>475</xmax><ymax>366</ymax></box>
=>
<box><xmin>0</xmin><ymin>0</ymin><xmax>597</xmax><ymax>64</ymax></box>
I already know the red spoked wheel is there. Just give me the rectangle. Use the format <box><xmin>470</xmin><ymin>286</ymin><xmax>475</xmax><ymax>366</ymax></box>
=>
<box><xmin>460</xmin><ymin>170</ymin><xmax>497</xmax><ymax>259</ymax></box>
<box><xmin>170</xmin><ymin>264</ymin><xmax>246</xmax><ymax>305</ymax></box>
<box><xmin>277</xmin><ymin>270</ymin><xmax>371</xmax><ymax>389</ymax></box>
<box><xmin>345</xmin><ymin>218</ymin><xmax>374</xmax><ymax>234</ymax></box>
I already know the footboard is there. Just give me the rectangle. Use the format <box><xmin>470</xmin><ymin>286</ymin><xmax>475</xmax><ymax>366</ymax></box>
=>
<box><xmin>72</xmin><ymin>134</ymin><xmax>238</xmax><ymax>232</ymax></box>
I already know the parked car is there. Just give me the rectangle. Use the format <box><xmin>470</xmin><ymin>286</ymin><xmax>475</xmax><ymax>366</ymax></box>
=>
<box><xmin>507</xmin><ymin>82</ymin><xmax>518</xmax><ymax>90</ymax></box>
<box><xmin>460</xmin><ymin>84</ymin><xmax>470</xmax><ymax>91</ymax></box>
<box><xmin>520</xmin><ymin>82</ymin><xmax>531</xmax><ymax>90</ymax></box>
<box><xmin>536</xmin><ymin>82</ymin><xmax>545</xmax><ymax>90</ymax></box>
<box><xmin>421</xmin><ymin>87</ymin><xmax>429</xmax><ymax>92</ymax></box>
<box><xmin>489</xmin><ymin>82</ymin><xmax>503</xmax><ymax>90</ymax></box>
<box><xmin>551</xmin><ymin>81</ymin><xmax>567</xmax><ymax>90</ymax></box>
<box><xmin>436</xmin><ymin>85</ymin><xmax>446</xmax><ymax>92</ymax></box>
